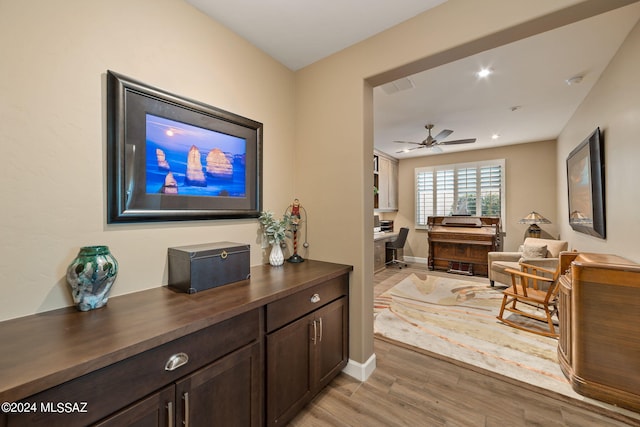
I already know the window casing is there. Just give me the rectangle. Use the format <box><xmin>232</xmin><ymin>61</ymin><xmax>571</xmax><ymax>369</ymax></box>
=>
<box><xmin>415</xmin><ymin>159</ymin><xmax>505</xmax><ymax>229</ymax></box>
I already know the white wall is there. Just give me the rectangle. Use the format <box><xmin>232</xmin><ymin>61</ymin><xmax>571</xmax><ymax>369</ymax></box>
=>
<box><xmin>557</xmin><ymin>19</ymin><xmax>640</xmax><ymax>261</ymax></box>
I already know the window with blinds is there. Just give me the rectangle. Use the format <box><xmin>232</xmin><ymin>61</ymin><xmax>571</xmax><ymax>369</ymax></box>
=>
<box><xmin>415</xmin><ymin>159</ymin><xmax>505</xmax><ymax>228</ymax></box>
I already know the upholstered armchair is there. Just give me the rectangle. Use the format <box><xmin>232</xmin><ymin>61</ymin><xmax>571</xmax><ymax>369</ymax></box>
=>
<box><xmin>488</xmin><ymin>238</ymin><xmax>568</xmax><ymax>287</ymax></box>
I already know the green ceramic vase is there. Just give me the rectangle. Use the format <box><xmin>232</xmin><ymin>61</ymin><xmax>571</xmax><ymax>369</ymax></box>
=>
<box><xmin>66</xmin><ymin>245</ymin><xmax>118</xmax><ymax>311</ymax></box>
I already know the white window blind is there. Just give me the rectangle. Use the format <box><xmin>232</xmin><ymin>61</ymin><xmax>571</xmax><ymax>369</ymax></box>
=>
<box><xmin>415</xmin><ymin>159</ymin><xmax>505</xmax><ymax>228</ymax></box>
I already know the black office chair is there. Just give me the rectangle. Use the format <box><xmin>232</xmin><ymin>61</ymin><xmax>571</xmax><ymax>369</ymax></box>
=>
<box><xmin>385</xmin><ymin>227</ymin><xmax>409</xmax><ymax>268</ymax></box>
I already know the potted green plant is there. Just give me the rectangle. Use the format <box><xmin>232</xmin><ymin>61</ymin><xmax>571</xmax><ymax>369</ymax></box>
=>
<box><xmin>258</xmin><ymin>211</ymin><xmax>291</xmax><ymax>266</ymax></box>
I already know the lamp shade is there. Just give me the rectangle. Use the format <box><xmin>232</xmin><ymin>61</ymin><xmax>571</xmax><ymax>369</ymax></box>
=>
<box><xmin>570</xmin><ymin>210</ymin><xmax>593</xmax><ymax>225</ymax></box>
<box><xmin>519</xmin><ymin>211</ymin><xmax>551</xmax><ymax>225</ymax></box>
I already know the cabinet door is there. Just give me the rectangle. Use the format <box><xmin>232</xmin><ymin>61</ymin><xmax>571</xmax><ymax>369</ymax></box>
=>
<box><xmin>377</xmin><ymin>156</ymin><xmax>390</xmax><ymax>209</ymax></box>
<box><xmin>375</xmin><ymin>155</ymin><xmax>398</xmax><ymax>211</ymax></box>
<box><xmin>92</xmin><ymin>386</ymin><xmax>174</xmax><ymax>427</ymax></box>
<box><xmin>175</xmin><ymin>342</ymin><xmax>262</xmax><ymax>427</ymax></box>
<box><xmin>266</xmin><ymin>312</ymin><xmax>313</xmax><ymax>426</ymax></box>
<box><xmin>266</xmin><ymin>297</ymin><xmax>349</xmax><ymax>426</ymax></box>
<box><xmin>374</xmin><ymin>239</ymin><xmax>386</xmax><ymax>272</ymax></box>
<box><xmin>313</xmin><ymin>297</ymin><xmax>349</xmax><ymax>389</ymax></box>
<box><xmin>387</xmin><ymin>159</ymin><xmax>398</xmax><ymax>209</ymax></box>
<box><xmin>558</xmin><ymin>277</ymin><xmax>572</xmax><ymax>365</ymax></box>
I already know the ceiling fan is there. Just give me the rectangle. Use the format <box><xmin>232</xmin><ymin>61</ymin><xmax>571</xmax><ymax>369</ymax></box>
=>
<box><xmin>394</xmin><ymin>124</ymin><xmax>476</xmax><ymax>153</ymax></box>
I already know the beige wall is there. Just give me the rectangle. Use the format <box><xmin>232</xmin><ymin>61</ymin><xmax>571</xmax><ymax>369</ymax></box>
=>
<box><xmin>395</xmin><ymin>140</ymin><xmax>559</xmax><ymax>259</ymax></box>
<box><xmin>0</xmin><ymin>0</ymin><xmax>296</xmax><ymax>321</ymax></box>
<box><xmin>1</xmin><ymin>0</ymin><xmax>635</xmax><ymax>373</ymax></box>
<box><xmin>557</xmin><ymin>18</ymin><xmax>640</xmax><ymax>261</ymax></box>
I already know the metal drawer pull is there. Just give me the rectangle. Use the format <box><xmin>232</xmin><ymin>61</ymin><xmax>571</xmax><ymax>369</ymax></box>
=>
<box><xmin>183</xmin><ymin>392</ymin><xmax>190</xmax><ymax>427</ymax></box>
<box><xmin>167</xmin><ymin>401</ymin><xmax>174</xmax><ymax>427</ymax></box>
<box><xmin>312</xmin><ymin>320</ymin><xmax>317</xmax><ymax>344</ymax></box>
<box><xmin>220</xmin><ymin>250</ymin><xmax>228</xmax><ymax>259</ymax></box>
<box><xmin>310</xmin><ymin>293</ymin><xmax>321</xmax><ymax>304</ymax></box>
<box><xmin>165</xmin><ymin>352</ymin><xmax>189</xmax><ymax>371</ymax></box>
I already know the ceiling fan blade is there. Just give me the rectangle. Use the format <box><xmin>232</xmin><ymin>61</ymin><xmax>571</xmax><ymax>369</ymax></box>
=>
<box><xmin>439</xmin><ymin>138</ymin><xmax>476</xmax><ymax>145</ymax></box>
<box><xmin>433</xmin><ymin>129</ymin><xmax>453</xmax><ymax>141</ymax></box>
<box><xmin>393</xmin><ymin>140</ymin><xmax>421</xmax><ymax>145</ymax></box>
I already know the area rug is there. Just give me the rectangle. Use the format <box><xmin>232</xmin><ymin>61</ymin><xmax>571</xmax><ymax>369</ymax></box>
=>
<box><xmin>374</xmin><ymin>273</ymin><xmax>570</xmax><ymax>394</ymax></box>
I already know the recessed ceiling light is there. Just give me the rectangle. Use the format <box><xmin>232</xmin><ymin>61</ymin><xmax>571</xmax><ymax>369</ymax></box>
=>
<box><xmin>476</xmin><ymin>68</ymin><xmax>493</xmax><ymax>78</ymax></box>
<box><xmin>491</xmin><ymin>133</ymin><xmax>500</xmax><ymax>140</ymax></box>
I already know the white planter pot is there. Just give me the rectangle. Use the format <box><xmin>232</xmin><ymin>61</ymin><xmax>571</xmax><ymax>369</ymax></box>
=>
<box><xmin>269</xmin><ymin>243</ymin><xmax>284</xmax><ymax>266</ymax></box>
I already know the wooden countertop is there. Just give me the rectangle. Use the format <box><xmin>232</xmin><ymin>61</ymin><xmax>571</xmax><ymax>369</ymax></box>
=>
<box><xmin>0</xmin><ymin>260</ymin><xmax>352</xmax><ymax>403</ymax></box>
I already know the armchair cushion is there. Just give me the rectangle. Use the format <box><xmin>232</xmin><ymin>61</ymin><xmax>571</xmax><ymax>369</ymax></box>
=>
<box><xmin>519</xmin><ymin>244</ymin><xmax>548</xmax><ymax>262</ymax></box>
<box><xmin>524</xmin><ymin>238</ymin><xmax>567</xmax><ymax>258</ymax></box>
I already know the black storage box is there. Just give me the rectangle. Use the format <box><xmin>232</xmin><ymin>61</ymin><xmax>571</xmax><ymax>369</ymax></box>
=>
<box><xmin>168</xmin><ymin>242</ymin><xmax>250</xmax><ymax>294</ymax></box>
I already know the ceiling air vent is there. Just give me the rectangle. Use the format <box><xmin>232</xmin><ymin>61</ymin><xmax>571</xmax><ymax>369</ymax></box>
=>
<box><xmin>381</xmin><ymin>77</ymin><xmax>415</xmax><ymax>95</ymax></box>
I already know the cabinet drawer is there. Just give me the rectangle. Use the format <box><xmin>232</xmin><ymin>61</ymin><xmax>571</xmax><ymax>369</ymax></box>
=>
<box><xmin>266</xmin><ymin>275</ymin><xmax>348</xmax><ymax>332</ymax></box>
<box><xmin>6</xmin><ymin>309</ymin><xmax>259</xmax><ymax>427</ymax></box>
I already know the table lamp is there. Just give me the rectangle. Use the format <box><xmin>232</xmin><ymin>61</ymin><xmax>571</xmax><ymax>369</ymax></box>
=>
<box><xmin>519</xmin><ymin>211</ymin><xmax>551</xmax><ymax>238</ymax></box>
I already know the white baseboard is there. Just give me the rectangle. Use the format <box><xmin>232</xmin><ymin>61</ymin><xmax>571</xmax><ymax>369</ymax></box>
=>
<box><xmin>343</xmin><ymin>353</ymin><xmax>377</xmax><ymax>381</ymax></box>
<box><xmin>404</xmin><ymin>256</ymin><xmax>427</xmax><ymax>265</ymax></box>
<box><xmin>343</xmin><ymin>257</ymin><xmax>425</xmax><ymax>383</ymax></box>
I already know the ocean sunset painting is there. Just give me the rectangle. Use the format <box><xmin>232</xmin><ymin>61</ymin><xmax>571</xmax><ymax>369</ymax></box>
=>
<box><xmin>145</xmin><ymin>114</ymin><xmax>247</xmax><ymax>197</ymax></box>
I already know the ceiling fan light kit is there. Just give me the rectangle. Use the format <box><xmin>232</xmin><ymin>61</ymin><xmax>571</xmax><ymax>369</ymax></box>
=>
<box><xmin>394</xmin><ymin>123</ymin><xmax>476</xmax><ymax>153</ymax></box>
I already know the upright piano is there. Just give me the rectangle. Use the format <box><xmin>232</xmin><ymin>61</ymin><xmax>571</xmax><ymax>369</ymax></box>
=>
<box><xmin>427</xmin><ymin>216</ymin><xmax>502</xmax><ymax>277</ymax></box>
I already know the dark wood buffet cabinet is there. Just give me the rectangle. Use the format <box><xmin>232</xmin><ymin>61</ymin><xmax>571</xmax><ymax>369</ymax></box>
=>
<box><xmin>0</xmin><ymin>260</ymin><xmax>351</xmax><ymax>427</ymax></box>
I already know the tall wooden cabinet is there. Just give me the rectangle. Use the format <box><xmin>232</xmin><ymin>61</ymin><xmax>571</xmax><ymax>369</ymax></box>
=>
<box><xmin>557</xmin><ymin>252</ymin><xmax>640</xmax><ymax>413</ymax></box>
<box><xmin>374</xmin><ymin>151</ymin><xmax>398</xmax><ymax>212</ymax></box>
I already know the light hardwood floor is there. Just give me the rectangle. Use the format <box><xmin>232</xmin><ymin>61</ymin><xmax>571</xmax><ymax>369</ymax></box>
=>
<box><xmin>288</xmin><ymin>264</ymin><xmax>639</xmax><ymax>427</ymax></box>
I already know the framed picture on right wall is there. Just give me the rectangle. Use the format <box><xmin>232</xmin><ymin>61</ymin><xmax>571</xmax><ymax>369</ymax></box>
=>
<box><xmin>566</xmin><ymin>127</ymin><xmax>606</xmax><ymax>239</ymax></box>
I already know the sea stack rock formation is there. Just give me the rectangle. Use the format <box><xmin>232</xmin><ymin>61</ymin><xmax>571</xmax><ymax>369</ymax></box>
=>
<box><xmin>160</xmin><ymin>172</ymin><xmax>178</xmax><ymax>194</ymax></box>
<box><xmin>206</xmin><ymin>148</ymin><xmax>233</xmax><ymax>178</ymax></box>
<box><xmin>156</xmin><ymin>148</ymin><xmax>170</xmax><ymax>171</ymax></box>
<box><xmin>184</xmin><ymin>145</ymin><xmax>207</xmax><ymax>187</ymax></box>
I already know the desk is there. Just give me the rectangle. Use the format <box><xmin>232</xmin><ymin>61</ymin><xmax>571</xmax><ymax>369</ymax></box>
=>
<box><xmin>374</xmin><ymin>232</ymin><xmax>398</xmax><ymax>273</ymax></box>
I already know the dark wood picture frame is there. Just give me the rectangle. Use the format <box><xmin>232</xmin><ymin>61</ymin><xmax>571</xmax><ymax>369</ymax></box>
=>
<box><xmin>566</xmin><ymin>127</ymin><xmax>605</xmax><ymax>239</ymax></box>
<box><xmin>106</xmin><ymin>70</ymin><xmax>262</xmax><ymax>223</ymax></box>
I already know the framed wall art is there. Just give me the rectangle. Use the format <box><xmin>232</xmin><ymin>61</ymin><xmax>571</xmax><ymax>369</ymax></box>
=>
<box><xmin>106</xmin><ymin>70</ymin><xmax>262</xmax><ymax>223</ymax></box>
<box><xmin>566</xmin><ymin>127</ymin><xmax>605</xmax><ymax>239</ymax></box>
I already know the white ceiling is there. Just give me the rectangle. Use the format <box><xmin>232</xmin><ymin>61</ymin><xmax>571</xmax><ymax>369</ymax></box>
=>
<box><xmin>185</xmin><ymin>1</ymin><xmax>640</xmax><ymax>159</ymax></box>
<box><xmin>374</xmin><ymin>3</ymin><xmax>640</xmax><ymax>159</ymax></box>
<box><xmin>185</xmin><ymin>0</ymin><xmax>447</xmax><ymax>71</ymax></box>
